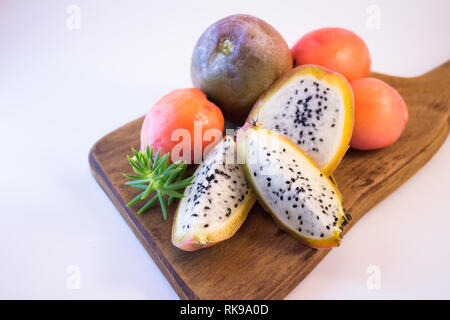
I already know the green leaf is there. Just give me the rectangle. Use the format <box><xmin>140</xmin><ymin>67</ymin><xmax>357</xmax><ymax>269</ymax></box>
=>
<box><xmin>141</xmin><ymin>183</ymin><xmax>154</xmax><ymax>199</ymax></box>
<box><xmin>123</xmin><ymin>173</ymin><xmax>143</xmax><ymax>179</ymax></box>
<box><xmin>131</xmin><ymin>148</ymin><xmax>141</xmax><ymax>161</ymax></box>
<box><xmin>159</xmin><ymin>187</ymin><xmax>184</xmax><ymax>199</ymax></box>
<box><xmin>158</xmin><ymin>191</ymin><xmax>168</xmax><ymax>220</ymax></box>
<box><xmin>148</xmin><ymin>146</ymin><xmax>154</xmax><ymax>167</ymax></box>
<box><xmin>125</xmin><ymin>178</ymin><xmax>153</xmax><ymax>185</ymax></box>
<box><xmin>154</xmin><ymin>153</ymin><xmax>170</xmax><ymax>174</ymax></box>
<box><xmin>153</xmin><ymin>167</ymin><xmax>182</xmax><ymax>181</ymax></box>
<box><xmin>165</xmin><ymin>160</ymin><xmax>181</xmax><ymax>173</ymax></box>
<box><xmin>123</xmin><ymin>147</ymin><xmax>193</xmax><ymax>220</ymax></box>
<box><xmin>126</xmin><ymin>191</ymin><xmax>146</xmax><ymax>207</ymax></box>
<box><xmin>178</xmin><ymin>162</ymin><xmax>188</xmax><ymax>177</ymax></box>
<box><xmin>165</xmin><ymin>178</ymin><xmax>194</xmax><ymax>190</ymax></box>
<box><xmin>164</xmin><ymin>171</ymin><xmax>178</xmax><ymax>186</ymax></box>
<box><xmin>152</xmin><ymin>149</ymin><xmax>161</xmax><ymax>167</ymax></box>
<box><xmin>127</xmin><ymin>156</ymin><xmax>145</xmax><ymax>174</ymax></box>
<box><xmin>137</xmin><ymin>194</ymin><xmax>159</xmax><ymax>214</ymax></box>
<box><xmin>131</xmin><ymin>184</ymin><xmax>148</xmax><ymax>190</ymax></box>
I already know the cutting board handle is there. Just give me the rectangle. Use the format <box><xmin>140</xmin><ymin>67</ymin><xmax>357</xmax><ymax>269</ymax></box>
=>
<box><xmin>418</xmin><ymin>60</ymin><xmax>450</xmax><ymax>82</ymax></box>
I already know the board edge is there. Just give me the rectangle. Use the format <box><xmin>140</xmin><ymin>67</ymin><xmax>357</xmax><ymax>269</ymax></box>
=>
<box><xmin>88</xmin><ymin>142</ymin><xmax>200</xmax><ymax>300</ymax></box>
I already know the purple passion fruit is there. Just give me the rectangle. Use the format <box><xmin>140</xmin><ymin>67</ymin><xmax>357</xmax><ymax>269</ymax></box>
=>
<box><xmin>191</xmin><ymin>14</ymin><xmax>292</xmax><ymax>123</ymax></box>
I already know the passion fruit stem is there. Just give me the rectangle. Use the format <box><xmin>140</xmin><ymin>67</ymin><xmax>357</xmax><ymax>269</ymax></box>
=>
<box><xmin>219</xmin><ymin>39</ymin><xmax>235</xmax><ymax>55</ymax></box>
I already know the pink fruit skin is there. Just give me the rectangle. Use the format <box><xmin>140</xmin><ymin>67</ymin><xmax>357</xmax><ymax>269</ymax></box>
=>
<box><xmin>140</xmin><ymin>88</ymin><xmax>224</xmax><ymax>163</ymax></box>
<box><xmin>291</xmin><ymin>27</ymin><xmax>371</xmax><ymax>81</ymax></box>
<box><xmin>350</xmin><ymin>78</ymin><xmax>408</xmax><ymax>150</ymax></box>
<box><xmin>173</xmin><ymin>238</ymin><xmax>217</xmax><ymax>252</ymax></box>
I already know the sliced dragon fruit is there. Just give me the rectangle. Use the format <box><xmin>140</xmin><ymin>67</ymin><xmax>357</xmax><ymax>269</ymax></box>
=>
<box><xmin>237</xmin><ymin>124</ymin><xmax>350</xmax><ymax>249</ymax></box>
<box><xmin>172</xmin><ymin>136</ymin><xmax>256</xmax><ymax>251</ymax></box>
<box><xmin>248</xmin><ymin>64</ymin><xmax>353</xmax><ymax>175</ymax></box>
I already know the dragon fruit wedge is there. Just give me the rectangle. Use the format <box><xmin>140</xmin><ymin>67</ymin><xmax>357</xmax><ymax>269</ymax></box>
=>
<box><xmin>172</xmin><ymin>136</ymin><xmax>256</xmax><ymax>251</ymax></box>
<box><xmin>237</xmin><ymin>123</ymin><xmax>351</xmax><ymax>249</ymax></box>
<box><xmin>247</xmin><ymin>64</ymin><xmax>353</xmax><ymax>175</ymax></box>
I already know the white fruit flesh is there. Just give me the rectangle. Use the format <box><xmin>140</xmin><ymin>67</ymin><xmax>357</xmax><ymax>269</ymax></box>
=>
<box><xmin>250</xmin><ymin>66</ymin><xmax>353</xmax><ymax>175</ymax></box>
<box><xmin>239</xmin><ymin>126</ymin><xmax>345</xmax><ymax>244</ymax></box>
<box><xmin>173</xmin><ymin>136</ymin><xmax>255</xmax><ymax>249</ymax></box>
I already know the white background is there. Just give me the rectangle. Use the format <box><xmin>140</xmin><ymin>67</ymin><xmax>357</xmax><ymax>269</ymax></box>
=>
<box><xmin>0</xmin><ymin>0</ymin><xmax>449</xmax><ymax>299</ymax></box>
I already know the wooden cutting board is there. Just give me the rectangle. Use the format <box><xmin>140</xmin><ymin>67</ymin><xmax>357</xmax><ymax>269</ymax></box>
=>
<box><xmin>89</xmin><ymin>61</ymin><xmax>449</xmax><ymax>300</ymax></box>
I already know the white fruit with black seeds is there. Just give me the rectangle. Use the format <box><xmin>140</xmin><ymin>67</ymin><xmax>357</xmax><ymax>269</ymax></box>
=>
<box><xmin>172</xmin><ymin>136</ymin><xmax>256</xmax><ymax>251</ymax></box>
<box><xmin>237</xmin><ymin>124</ymin><xmax>350</xmax><ymax>249</ymax></box>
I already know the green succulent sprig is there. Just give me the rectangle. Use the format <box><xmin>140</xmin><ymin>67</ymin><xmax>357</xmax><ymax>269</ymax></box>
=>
<box><xmin>123</xmin><ymin>146</ymin><xmax>194</xmax><ymax>219</ymax></box>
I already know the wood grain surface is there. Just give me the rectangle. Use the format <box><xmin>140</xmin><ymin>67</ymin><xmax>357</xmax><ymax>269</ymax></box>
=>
<box><xmin>89</xmin><ymin>61</ymin><xmax>449</xmax><ymax>300</ymax></box>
